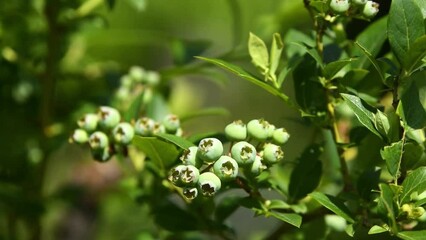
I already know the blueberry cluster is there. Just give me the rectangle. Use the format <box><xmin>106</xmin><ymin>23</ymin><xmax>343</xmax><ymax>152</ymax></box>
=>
<box><xmin>70</xmin><ymin>106</ymin><xmax>182</xmax><ymax>162</ymax></box>
<box><xmin>168</xmin><ymin>119</ymin><xmax>290</xmax><ymax>200</ymax></box>
<box><xmin>329</xmin><ymin>0</ymin><xmax>379</xmax><ymax>19</ymax></box>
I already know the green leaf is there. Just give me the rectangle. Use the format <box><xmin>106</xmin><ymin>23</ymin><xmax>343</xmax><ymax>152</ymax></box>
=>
<box><xmin>357</xmin><ymin>168</ymin><xmax>381</xmax><ymax>201</ymax></box>
<box><xmin>341</xmin><ymin>93</ymin><xmax>382</xmax><ymax>139</ymax></box>
<box><xmin>368</xmin><ymin>225</ymin><xmax>388</xmax><ymax>235</ymax></box>
<box><xmin>413</xmin><ymin>0</ymin><xmax>426</xmax><ymax>19</ymax></box>
<box><xmin>401</xmin><ymin>142</ymin><xmax>425</xmax><ymax>171</ymax></box>
<box><xmin>132</xmin><ymin>136</ymin><xmax>180</xmax><ymax>171</ymax></box>
<box><xmin>268</xmin><ymin>199</ymin><xmax>291</xmax><ymax>210</ymax></box>
<box><xmin>353</xmin><ymin>17</ymin><xmax>388</xmax><ymax>69</ymax></box>
<box><xmin>269</xmin><ymin>33</ymin><xmax>284</xmax><ymax>81</ymax></box>
<box><xmin>405</xmin><ymin>35</ymin><xmax>426</xmax><ymax>73</ymax></box>
<box><xmin>153</xmin><ymin>200</ymin><xmax>199</xmax><ymax>232</ymax></box>
<box><xmin>187</xmin><ymin>132</ymin><xmax>228</xmax><ymax>145</ymax></box>
<box><xmin>291</xmin><ymin>42</ymin><xmax>324</xmax><ymax>68</ymax></box>
<box><xmin>309</xmin><ymin>192</ymin><xmax>355</xmax><ymax>223</ymax></box>
<box><xmin>323</xmin><ymin>58</ymin><xmax>357</xmax><ymax>79</ymax></box>
<box><xmin>277</xmin><ymin>55</ymin><xmax>302</xmax><ymax>87</ymax></box>
<box><xmin>388</xmin><ymin>0</ymin><xmax>425</xmax><ymax>67</ymax></box>
<box><xmin>415</xmin><ymin>197</ymin><xmax>426</xmax><ymax>207</ymax></box>
<box><xmin>154</xmin><ymin>133</ymin><xmax>194</xmax><ymax>149</ymax></box>
<box><xmin>180</xmin><ymin>107</ymin><xmax>230</xmax><ymax>122</ymax></box>
<box><xmin>196</xmin><ymin>56</ymin><xmax>301</xmax><ymax>112</ymax></box>
<box><xmin>354</xmin><ymin>42</ymin><xmax>385</xmax><ymax>84</ymax></box>
<box><xmin>123</xmin><ymin>92</ymin><xmax>144</xmax><ymax>122</ymax></box>
<box><xmin>377</xmin><ymin>184</ymin><xmax>397</xmax><ymax>230</ymax></box>
<box><xmin>127</xmin><ymin>0</ymin><xmax>146</xmax><ymax>12</ymax></box>
<box><xmin>374</xmin><ymin>110</ymin><xmax>390</xmax><ymax>141</ymax></box>
<box><xmin>289</xmin><ymin>144</ymin><xmax>323</xmax><ymax>202</ymax></box>
<box><xmin>248</xmin><ymin>32</ymin><xmax>269</xmax><ymax>71</ymax></box>
<box><xmin>270</xmin><ymin>212</ymin><xmax>302</xmax><ymax>228</ymax></box>
<box><xmin>400</xmin><ymin>167</ymin><xmax>426</xmax><ymax>204</ymax></box>
<box><xmin>105</xmin><ymin>0</ymin><xmax>115</xmax><ymax>9</ymax></box>
<box><xmin>400</xmin><ymin>71</ymin><xmax>426</xmax><ymax>129</ymax></box>
<box><xmin>398</xmin><ymin>231</ymin><xmax>426</xmax><ymax>240</ymax></box>
<box><xmin>380</xmin><ymin>140</ymin><xmax>404</xmax><ymax>178</ymax></box>
<box><xmin>215</xmin><ymin>196</ymin><xmax>242</xmax><ymax>222</ymax></box>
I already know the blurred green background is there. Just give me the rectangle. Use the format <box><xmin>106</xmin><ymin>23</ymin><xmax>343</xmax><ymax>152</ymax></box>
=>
<box><xmin>0</xmin><ymin>0</ymin><xmax>384</xmax><ymax>239</ymax></box>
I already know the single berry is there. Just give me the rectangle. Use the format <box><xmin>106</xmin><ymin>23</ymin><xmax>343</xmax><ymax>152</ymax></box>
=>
<box><xmin>213</xmin><ymin>156</ymin><xmax>239</xmax><ymax>181</ymax></box>
<box><xmin>98</xmin><ymin>106</ymin><xmax>121</xmax><ymax>129</ymax></box>
<box><xmin>70</xmin><ymin>129</ymin><xmax>89</xmax><ymax>144</ymax></box>
<box><xmin>112</xmin><ymin>122</ymin><xmax>135</xmax><ymax>145</ymax></box>
<box><xmin>224</xmin><ymin>120</ymin><xmax>247</xmax><ymax>141</ymax></box>
<box><xmin>330</xmin><ymin>0</ymin><xmax>350</xmax><ymax>13</ymax></box>
<box><xmin>266</xmin><ymin>124</ymin><xmax>276</xmax><ymax>139</ymax></box>
<box><xmin>168</xmin><ymin>165</ymin><xmax>187</xmax><ymax>187</ymax></box>
<box><xmin>198</xmin><ymin>172</ymin><xmax>221</xmax><ymax>197</ymax></box>
<box><xmin>353</xmin><ymin>0</ymin><xmax>367</xmax><ymax>5</ymax></box>
<box><xmin>247</xmin><ymin>119</ymin><xmax>271</xmax><ymax>141</ymax></box>
<box><xmin>145</xmin><ymin>71</ymin><xmax>160</xmax><ymax>85</ymax></box>
<box><xmin>162</xmin><ymin>114</ymin><xmax>180</xmax><ymax>133</ymax></box>
<box><xmin>179</xmin><ymin>165</ymin><xmax>200</xmax><ymax>186</ymax></box>
<box><xmin>89</xmin><ymin>131</ymin><xmax>109</xmax><ymax>150</ymax></box>
<box><xmin>152</xmin><ymin>122</ymin><xmax>166</xmax><ymax>135</ymax></box>
<box><xmin>183</xmin><ymin>187</ymin><xmax>198</xmax><ymax>200</ymax></box>
<box><xmin>363</xmin><ymin>1</ymin><xmax>379</xmax><ymax>18</ymax></box>
<box><xmin>180</xmin><ymin>146</ymin><xmax>202</xmax><ymax>167</ymax></box>
<box><xmin>197</xmin><ymin>138</ymin><xmax>223</xmax><ymax>163</ymax></box>
<box><xmin>120</xmin><ymin>74</ymin><xmax>133</xmax><ymax>88</ymax></box>
<box><xmin>92</xmin><ymin>146</ymin><xmax>113</xmax><ymax>162</ymax></box>
<box><xmin>129</xmin><ymin>66</ymin><xmax>146</xmax><ymax>82</ymax></box>
<box><xmin>231</xmin><ymin>141</ymin><xmax>256</xmax><ymax>165</ymax></box>
<box><xmin>175</xmin><ymin>128</ymin><xmax>183</xmax><ymax>137</ymax></box>
<box><xmin>263</xmin><ymin>143</ymin><xmax>284</xmax><ymax>164</ymax></box>
<box><xmin>77</xmin><ymin>113</ymin><xmax>99</xmax><ymax>132</ymax></box>
<box><xmin>251</xmin><ymin>155</ymin><xmax>267</xmax><ymax>175</ymax></box>
<box><xmin>272</xmin><ymin>128</ymin><xmax>290</xmax><ymax>145</ymax></box>
<box><xmin>135</xmin><ymin>117</ymin><xmax>155</xmax><ymax>136</ymax></box>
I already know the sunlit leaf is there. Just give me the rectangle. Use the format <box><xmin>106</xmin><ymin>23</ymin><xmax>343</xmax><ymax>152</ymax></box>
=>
<box><xmin>398</xmin><ymin>231</ymin><xmax>426</xmax><ymax>240</ymax></box>
<box><xmin>154</xmin><ymin>133</ymin><xmax>194</xmax><ymax>149</ymax></box>
<box><xmin>400</xmin><ymin>167</ymin><xmax>426</xmax><ymax>204</ymax></box>
<box><xmin>380</xmin><ymin>140</ymin><xmax>403</xmax><ymax>178</ymax></box>
<box><xmin>309</xmin><ymin>192</ymin><xmax>355</xmax><ymax>223</ymax></box>
<box><xmin>270</xmin><ymin>212</ymin><xmax>302</xmax><ymax>228</ymax></box>
<box><xmin>248</xmin><ymin>32</ymin><xmax>269</xmax><ymax>72</ymax></box>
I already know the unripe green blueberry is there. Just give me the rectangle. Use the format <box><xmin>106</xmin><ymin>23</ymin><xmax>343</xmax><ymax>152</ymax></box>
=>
<box><xmin>98</xmin><ymin>106</ymin><xmax>121</xmax><ymax>129</ymax></box>
<box><xmin>224</xmin><ymin>120</ymin><xmax>247</xmax><ymax>141</ymax></box>
<box><xmin>92</xmin><ymin>146</ymin><xmax>113</xmax><ymax>162</ymax></box>
<box><xmin>168</xmin><ymin>165</ymin><xmax>186</xmax><ymax>187</ymax></box>
<box><xmin>134</xmin><ymin>117</ymin><xmax>155</xmax><ymax>136</ymax></box>
<box><xmin>175</xmin><ymin>128</ymin><xmax>183</xmax><ymax>137</ymax></box>
<box><xmin>162</xmin><ymin>114</ymin><xmax>180</xmax><ymax>133</ymax></box>
<box><xmin>77</xmin><ymin>113</ymin><xmax>99</xmax><ymax>132</ymax></box>
<box><xmin>251</xmin><ymin>155</ymin><xmax>267</xmax><ymax>175</ymax></box>
<box><xmin>179</xmin><ymin>165</ymin><xmax>200</xmax><ymax>186</ymax></box>
<box><xmin>89</xmin><ymin>131</ymin><xmax>109</xmax><ymax>150</ymax></box>
<box><xmin>198</xmin><ymin>172</ymin><xmax>221</xmax><ymax>197</ymax></box>
<box><xmin>353</xmin><ymin>0</ymin><xmax>367</xmax><ymax>5</ymax></box>
<box><xmin>120</xmin><ymin>74</ymin><xmax>133</xmax><ymax>88</ymax></box>
<box><xmin>129</xmin><ymin>66</ymin><xmax>146</xmax><ymax>82</ymax></box>
<box><xmin>112</xmin><ymin>122</ymin><xmax>135</xmax><ymax>145</ymax></box>
<box><xmin>263</xmin><ymin>143</ymin><xmax>284</xmax><ymax>164</ymax></box>
<box><xmin>247</xmin><ymin>119</ymin><xmax>271</xmax><ymax>141</ymax></box>
<box><xmin>272</xmin><ymin>128</ymin><xmax>290</xmax><ymax>145</ymax></box>
<box><xmin>197</xmin><ymin>138</ymin><xmax>223</xmax><ymax>163</ymax></box>
<box><xmin>266</xmin><ymin>124</ymin><xmax>276</xmax><ymax>139</ymax></box>
<box><xmin>330</xmin><ymin>0</ymin><xmax>350</xmax><ymax>13</ymax></box>
<box><xmin>183</xmin><ymin>187</ymin><xmax>198</xmax><ymax>200</ymax></box>
<box><xmin>116</xmin><ymin>86</ymin><xmax>130</xmax><ymax>101</ymax></box>
<box><xmin>145</xmin><ymin>71</ymin><xmax>160</xmax><ymax>85</ymax></box>
<box><xmin>152</xmin><ymin>122</ymin><xmax>166</xmax><ymax>135</ymax></box>
<box><xmin>70</xmin><ymin>129</ymin><xmax>89</xmax><ymax>144</ymax></box>
<box><xmin>213</xmin><ymin>156</ymin><xmax>239</xmax><ymax>181</ymax></box>
<box><xmin>231</xmin><ymin>141</ymin><xmax>256</xmax><ymax>165</ymax></box>
<box><xmin>180</xmin><ymin>146</ymin><xmax>202</xmax><ymax>167</ymax></box>
<box><xmin>363</xmin><ymin>1</ymin><xmax>379</xmax><ymax>18</ymax></box>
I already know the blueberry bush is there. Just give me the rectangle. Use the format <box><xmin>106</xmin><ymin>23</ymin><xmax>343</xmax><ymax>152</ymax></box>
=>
<box><xmin>1</xmin><ymin>0</ymin><xmax>426</xmax><ymax>239</ymax></box>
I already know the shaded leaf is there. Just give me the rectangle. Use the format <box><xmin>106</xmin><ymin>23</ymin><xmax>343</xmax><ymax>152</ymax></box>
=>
<box><xmin>309</xmin><ymin>192</ymin><xmax>355</xmax><ymax>223</ymax></box>
<box><xmin>354</xmin><ymin>42</ymin><xmax>385</xmax><ymax>84</ymax></box>
<box><xmin>398</xmin><ymin>231</ymin><xmax>426</xmax><ymax>240</ymax></box>
<box><xmin>400</xmin><ymin>167</ymin><xmax>426</xmax><ymax>204</ymax></box>
<box><xmin>400</xmin><ymin>71</ymin><xmax>426</xmax><ymax>129</ymax></box>
<box><xmin>215</xmin><ymin>196</ymin><xmax>242</xmax><ymax>222</ymax></box>
<box><xmin>270</xmin><ymin>212</ymin><xmax>302</xmax><ymax>228</ymax></box>
<box><xmin>289</xmin><ymin>144</ymin><xmax>323</xmax><ymax>202</ymax></box>
<box><xmin>153</xmin><ymin>201</ymin><xmax>199</xmax><ymax>232</ymax></box>
<box><xmin>291</xmin><ymin>42</ymin><xmax>324</xmax><ymax>68</ymax></box>
<box><xmin>368</xmin><ymin>225</ymin><xmax>388</xmax><ymax>235</ymax></box>
<box><xmin>268</xmin><ymin>199</ymin><xmax>291</xmax><ymax>210</ymax></box>
<box><xmin>341</xmin><ymin>93</ymin><xmax>382</xmax><ymax>139</ymax></box>
<box><xmin>249</xmin><ymin>32</ymin><xmax>269</xmax><ymax>71</ymax></box>
<box><xmin>277</xmin><ymin>55</ymin><xmax>303</xmax><ymax>87</ymax></box>
<box><xmin>405</xmin><ymin>35</ymin><xmax>426</xmax><ymax>73</ymax></box>
<box><xmin>154</xmin><ymin>133</ymin><xmax>194</xmax><ymax>149</ymax></box>
<box><xmin>323</xmin><ymin>58</ymin><xmax>357</xmax><ymax>79</ymax></box>
<box><xmin>401</xmin><ymin>142</ymin><xmax>425</xmax><ymax>171</ymax></box>
<box><xmin>380</xmin><ymin>140</ymin><xmax>404</xmax><ymax>178</ymax></box>
<box><xmin>353</xmin><ymin>17</ymin><xmax>388</xmax><ymax>69</ymax></box>
<box><xmin>105</xmin><ymin>0</ymin><xmax>115</xmax><ymax>9</ymax></box>
<box><xmin>357</xmin><ymin>168</ymin><xmax>381</xmax><ymax>201</ymax></box>
<box><xmin>388</xmin><ymin>0</ymin><xmax>425</xmax><ymax>67</ymax></box>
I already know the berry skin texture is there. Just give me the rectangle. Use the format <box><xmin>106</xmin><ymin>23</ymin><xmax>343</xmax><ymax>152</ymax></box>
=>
<box><xmin>197</xmin><ymin>138</ymin><xmax>223</xmax><ymax>163</ymax></box>
<box><xmin>162</xmin><ymin>114</ymin><xmax>180</xmax><ymax>134</ymax></box>
<box><xmin>168</xmin><ymin>165</ymin><xmax>187</xmax><ymax>187</ymax></box>
<box><xmin>71</xmin><ymin>129</ymin><xmax>89</xmax><ymax>144</ymax></box>
<box><xmin>251</xmin><ymin>155</ymin><xmax>267</xmax><ymax>175</ymax></box>
<box><xmin>180</xmin><ymin>146</ymin><xmax>202</xmax><ymax>168</ymax></box>
<box><xmin>330</xmin><ymin>0</ymin><xmax>350</xmax><ymax>13</ymax></box>
<box><xmin>213</xmin><ymin>156</ymin><xmax>239</xmax><ymax>181</ymax></box>
<box><xmin>363</xmin><ymin>1</ymin><xmax>379</xmax><ymax>18</ymax></box>
<box><xmin>98</xmin><ymin>106</ymin><xmax>121</xmax><ymax>129</ymax></box>
<box><xmin>183</xmin><ymin>187</ymin><xmax>198</xmax><ymax>200</ymax></box>
<box><xmin>77</xmin><ymin>113</ymin><xmax>99</xmax><ymax>132</ymax></box>
<box><xmin>224</xmin><ymin>120</ymin><xmax>247</xmax><ymax>141</ymax></box>
<box><xmin>112</xmin><ymin>122</ymin><xmax>135</xmax><ymax>145</ymax></box>
<box><xmin>247</xmin><ymin>119</ymin><xmax>271</xmax><ymax>141</ymax></box>
<box><xmin>198</xmin><ymin>172</ymin><xmax>221</xmax><ymax>197</ymax></box>
<box><xmin>353</xmin><ymin>0</ymin><xmax>367</xmax><ymax>5</ymax></box>
<box><xmin>135</xmin><ymin>117</ymin><xmax>155</xmax><ymax>136</ymax></box>
<box><xmin>89</xmin><ymin>131</ymin><xmax>109</xmax><ymax>150</ymax></box>
<box><xmin>231</xmin><ymin>141</ymin><xmax>257</xmax><ymax>165</ymax></box>
<box><xmin>263</xmin><ymin>143</ymin><xmax>284</xmax><ymax>164</ymax></box>
<box><xmin>272</xmin><ymin>128</ymin><xmax>290</xmax><ymax>145</ymax></box>
<box><xmin>179</xmin><ymin>165</ymin><xmax>200</xmax><ymax>186</ymax></box>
